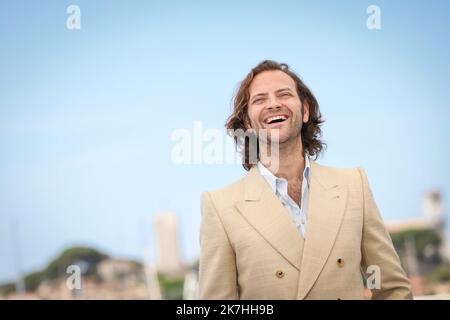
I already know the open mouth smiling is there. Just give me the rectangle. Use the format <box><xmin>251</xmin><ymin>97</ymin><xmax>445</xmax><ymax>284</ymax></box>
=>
<box><xmin>264</xmin><ymin>114</ymin><xmax>288</xmax><ymax>125</ymax></box>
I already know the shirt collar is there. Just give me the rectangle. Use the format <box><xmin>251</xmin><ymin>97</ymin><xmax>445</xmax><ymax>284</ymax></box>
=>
<box><xmin>257</xmin><ymin>155</ymin><xmax>311</xmax><ymax>193</ymax></box>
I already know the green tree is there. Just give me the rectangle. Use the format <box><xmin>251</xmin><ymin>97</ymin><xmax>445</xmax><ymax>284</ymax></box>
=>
<box><xmin>391</xmin><ymin>228</ymin><xmax>441</xmax><ymax>258</ymax></box>
<box><xmin>44</xmin><ymin>246</ymin><xmax>108</xmax><ymax>280</ymax></box>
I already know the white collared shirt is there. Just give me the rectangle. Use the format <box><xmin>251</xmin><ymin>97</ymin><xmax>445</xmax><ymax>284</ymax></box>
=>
<box><xmin>257</xmin><ymin>156</ymin><xmax>311</xmax><ymax>238</ymax></box>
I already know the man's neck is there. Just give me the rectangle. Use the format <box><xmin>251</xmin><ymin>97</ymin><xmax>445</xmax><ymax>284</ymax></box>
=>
<box><xmin>260</xmin><ymin>136</ymin><xmax>305</xmax><ymax>181</ymax></box>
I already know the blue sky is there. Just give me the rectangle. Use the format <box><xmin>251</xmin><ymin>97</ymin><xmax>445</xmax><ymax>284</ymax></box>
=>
<box><xmin>1</xmin><ymin>0</ymin><xmax>449</xmax><ymax>283</ymax></box>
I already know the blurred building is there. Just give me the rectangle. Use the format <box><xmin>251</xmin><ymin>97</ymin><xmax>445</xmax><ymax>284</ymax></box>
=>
<box><xmin>34</xmin><ymin>258</ymin><xmax>148</xmax><ymax>299</ymax></box>
<box><xmin>387</xmin><ymin>190</ymin><xmax>449</xmax><ymax>295</ymax></box>
<box><xmin>423</xmin><ymin>191</ymin><xmax>450</xmax><ymax>261</ymax></box>
<box><xmin>97</xmin><ymin>258</ymin><xmax>142</xmax><ymax>285</ymax></box>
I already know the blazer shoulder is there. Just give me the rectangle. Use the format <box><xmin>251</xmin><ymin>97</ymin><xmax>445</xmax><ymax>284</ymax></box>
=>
<box><xmin>202</xmin><ymin>173</ymin><xmax>248</xmax><ymax>209</ymax></box>
<box><xmin>312</xmin><ymin>161</ymin><xmax>363</xmax><ymax>187</ymax></box>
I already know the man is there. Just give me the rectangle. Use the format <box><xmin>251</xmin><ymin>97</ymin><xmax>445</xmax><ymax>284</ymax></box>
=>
<box><xmin>199</xmin><ymin>60</ymin><xmax>412</xmax><ymax>300</ymax></box>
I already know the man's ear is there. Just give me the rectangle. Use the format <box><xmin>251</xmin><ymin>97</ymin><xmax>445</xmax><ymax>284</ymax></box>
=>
<box><xmin>302</xmin><ymin>101</ymin><xmax>310</xmax><ymax>123</ymax></box>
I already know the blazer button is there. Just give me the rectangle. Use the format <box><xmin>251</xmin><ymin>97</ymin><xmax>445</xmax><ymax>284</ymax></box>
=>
<box><xmin>275</xmin><ymin>270</ymin><xmax>285</xmax><ymax>278</ymax></box>
<box><xmin>337</xmin><ymin>258</ymin><xmax>344</xmax><ymax>267</ymax></box>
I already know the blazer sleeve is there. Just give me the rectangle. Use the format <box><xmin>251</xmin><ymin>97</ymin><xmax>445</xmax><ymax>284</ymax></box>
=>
<box><xmin>199</xmin><ymin>191</ymin><xmax>239</xmax><ymax>299</ymax></box>
<box><xmin>358</xmin><ymin>168</ymin><xmax>413</xmax><ymax>299</ymax></box>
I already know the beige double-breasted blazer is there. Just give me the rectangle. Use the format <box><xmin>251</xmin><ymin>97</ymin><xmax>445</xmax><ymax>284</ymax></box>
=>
<box><xmin>199</xmin><ymin>160</ymin><xmax>412</xmax><ymax>299</ymax></box>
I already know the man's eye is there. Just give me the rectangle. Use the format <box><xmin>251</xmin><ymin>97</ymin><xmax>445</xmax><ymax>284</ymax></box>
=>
<box><xmin>253</xmin><ymin>99</ymin><xmax>263</xmax><ymax>104</ymax></box>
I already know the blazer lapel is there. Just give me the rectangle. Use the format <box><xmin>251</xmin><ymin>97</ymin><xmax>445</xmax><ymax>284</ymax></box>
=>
<box><xmin>297</xmin><ymin>160</ymin><xmax>348</xmax><ymax>299</ymax></box>
<box><xmin>235</xmin><ymin>166</ymin><xmax>304</xmax><ymax>271</ymax></box>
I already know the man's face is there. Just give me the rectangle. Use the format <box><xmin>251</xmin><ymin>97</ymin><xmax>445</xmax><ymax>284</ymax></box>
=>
<box><xmin>246</xmin><ymin>70</ymin><xmax>309</xmax><ymax>144</ymax></box>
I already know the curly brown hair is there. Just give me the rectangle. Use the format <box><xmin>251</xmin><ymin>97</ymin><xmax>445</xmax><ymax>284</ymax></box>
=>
<box><xmin>225</xmin><ymin>60</ymin><xmax>326</xmax><ymax>171</ymax></box>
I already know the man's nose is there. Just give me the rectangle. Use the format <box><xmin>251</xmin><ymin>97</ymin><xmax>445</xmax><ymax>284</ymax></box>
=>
<box><xmin>267</xmin><ymin>96</ymin><xmax>282</xmax><ymax>110</ymax></box>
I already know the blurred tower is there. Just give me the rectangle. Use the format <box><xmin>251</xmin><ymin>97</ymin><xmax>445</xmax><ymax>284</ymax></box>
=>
<box><xmin>423</xmin><ymin>190</ymin><xmax>449</xmax><ymax>261</ymax></box>
<box><xmin>154</xmin><ymin>213</ymin><xmax>183</xmax><ymax>274</ymax></box>
<box><xmin>424</xmin><ymin>190</ymin><xmax>444</xmax><ymax>226</ymax></box>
